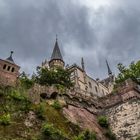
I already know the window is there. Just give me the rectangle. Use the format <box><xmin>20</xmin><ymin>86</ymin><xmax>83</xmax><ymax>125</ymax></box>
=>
<box><xmin>95</xmin><ymin>86</ymin><xmax>98</xmax><ymax>93</ymax></box>
<box><xmin>3</xmin><ymin>64</ymin><xmax>7</xmax><ymax>70</ymax></box>
<box><xmin>102</xmin><ymin>89</ymin><xmax>104</xmax><ymax>95</ymax></box>
<box><xmin>89</xmin><ymin>82</ymin><xmax>92</xmax><ymax>88</ymax></box>
<box><xmin>7</xmin><ymin>66</ymin><xmax>11</xmax><ymax>71</ymax></box>
<box><xmin>11</xmin><ymin>67</ymin><xmax>15</xmax><ymax>72</ymax></box>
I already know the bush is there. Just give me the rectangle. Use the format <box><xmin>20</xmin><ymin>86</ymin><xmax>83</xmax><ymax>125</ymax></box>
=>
<box><xmin>0</xmin><ymin>114</ymin><xmax>11</xmax><ymax>125</ymax></box>
<box><xmin>35</xmin><ymin>103</ymin><xmax>46</xmax><ymax>120</ymax></box>
<box><xmin>105</xmin><ymin>129</ymin><xmax>116</xmax><ymax>140</ymax></box>
<box><xmin>51</xmin><ymin>100</ymin><xmax>62</xmax><ymax>110</ymax></box>
<box><xmin>42</xmin><ymin>123</ymin><xmax>67</xmax><ymax>140</ymax></box>
<box><xmin>97</xmin><ymin>116</ymin><xmax>109</xmax><ymax>128</ymax></box>
<box><xmin>136</xmin><ymin>136</ymin><xmax>140</xmax><ymax>140</ymax></box>
<box><xmin>20</xmin><ymin>72</ymin><xmax>34</xmax><ymax>89</ymax></box>
<box><xmin>74</xmin><ymin>130</ymin><xmax>96</xmax><ymax>140</ymax></box>
<box><xmin>10</xmin><ymin>90</ymin><xmax>26</xmax><ymax>101</ymax></box>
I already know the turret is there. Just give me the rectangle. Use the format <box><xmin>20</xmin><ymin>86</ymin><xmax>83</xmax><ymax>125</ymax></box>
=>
<box><xmin>81</xmin><ymin>57</ymin><xmax>85</xmax><ymax>71</ymax></box>
<box><xmin>106</xmin><ymin>60</ymin><xmax>112</xmax><ymax>76</ymax></box>
<box><xmin>49</xmin><ymin>38</ymin><xmax>65</xmax><ymax>68</ymax></box>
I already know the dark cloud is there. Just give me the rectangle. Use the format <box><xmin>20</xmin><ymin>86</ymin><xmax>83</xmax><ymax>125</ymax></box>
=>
<box><xmin>0</xmin><ymin>0</ymin><xmax>140</xmax><ymax>79</ymax></box>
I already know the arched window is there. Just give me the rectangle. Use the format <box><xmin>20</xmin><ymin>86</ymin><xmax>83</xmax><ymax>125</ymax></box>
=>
<box><xmin>11</xmin><ymin>67</ymin><xmax>15</xmax><ymax>72</ymax></box>
<box><xmin>95</xmin><ymin>86</ymin><xmax>98</xmax><ymax>93</ymax></box>
<box><xmin>102</xmin><ymin>89</ymin><xmax>104</xmax><ymax>95</ymax></box>
<box><xmin>3</xmin><ymin>64</ymin><xmax>7</xmax><ymax>70</ymax></box>
<box><xmin>89</xmin><ymin>82</ymin><xmax>92</xmax><ymax>88</ymax></box>
<box><xmin>7</xmin><ymin>66</ymin><xmax>11</xmax><ymax>71</ymax></box>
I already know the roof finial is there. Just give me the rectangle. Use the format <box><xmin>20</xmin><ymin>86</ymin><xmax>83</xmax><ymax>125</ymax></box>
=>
<box><xmin>106</xmin><ymin>59</ymin><xmax>112</xmax><ymax>76</ymax></box>
<box><xmin>10</xmin><ymin>51</ymin><xmax>14</xmax><ymax>57</ymax></box>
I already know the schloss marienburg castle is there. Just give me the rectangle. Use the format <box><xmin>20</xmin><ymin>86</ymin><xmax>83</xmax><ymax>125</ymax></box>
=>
<box><xmin>0</xmin><ymin>39</ymin><xmax>140</xmax><ymax>140</ymax></box>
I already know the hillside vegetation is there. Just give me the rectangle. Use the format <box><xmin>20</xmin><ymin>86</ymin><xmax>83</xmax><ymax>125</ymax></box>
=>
<box><xmin>0</xmin><ymin>85</ymin><xmax>82</xmax><ymax>140</ymax></box>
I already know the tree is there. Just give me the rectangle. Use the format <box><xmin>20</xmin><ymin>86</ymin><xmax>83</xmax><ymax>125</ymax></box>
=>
<box><xmin>19</xmin><ymin>72</ymin><xmax>34</xmax><ymax>89</ymax></box>
<box><xmin>115</xmin><ymin>60</ymin><xmax>140</xmax><ymax>84</ymax></box>
<box><xmin>35</xmin><ymin>67</ymin><xmax>73</xmax><ymax>88</ymax></box>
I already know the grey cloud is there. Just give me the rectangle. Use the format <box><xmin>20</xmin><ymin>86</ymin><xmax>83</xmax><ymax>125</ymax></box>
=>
<box><xmin>0</xmin><ymin>0</ymin><xmax>140</xmax><ymax>79</ymax></box>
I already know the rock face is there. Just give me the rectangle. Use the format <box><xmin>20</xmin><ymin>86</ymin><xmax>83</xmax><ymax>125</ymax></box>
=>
<box><xmin>104</xmin><ymin>99</ymin><xmax>140</xmax><ymax>140</ymax></box>
<box><xmin>63</xmin><ymin>105</ymin><xmax>107</xmax><ymax>140</ymax></box>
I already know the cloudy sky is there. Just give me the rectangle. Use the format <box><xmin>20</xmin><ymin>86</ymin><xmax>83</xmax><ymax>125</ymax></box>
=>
<box><xmin>0</xmin><ymin>0</ymin><xmax>140</xmax><ymax>79</ymax></box>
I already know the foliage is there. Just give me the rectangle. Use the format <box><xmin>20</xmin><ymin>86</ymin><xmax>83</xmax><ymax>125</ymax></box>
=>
<box><xmin>51</xmin><ymin>100</ymin><xmax>62</xmax><ymax>110</ymax></box>
<box><xmin>0</xmin><ymin>114</ymin><xmax>11</xmax><ymax>125</ymax></box>
<box><xmin>42</xmin><ymin>123</ymin><xmax>67</xmax><ymax>140</ymax></box>
<box><xmin>19</xmin><ymin>72</ymin><xmax>34</xmax><ymax>89</ymax></box>
<box><xmin>136</xmin><ymin>136</ymin><xmax>140</xmax><ymax>140</ymax></box>
<box><xmin>97</xmin><ymin>116</ymin><xmax>109</xmax><ymax>128</ymax></box>
<box><xmin>35</xmin><ymin>67</ymin><xmax>73</xmax><ymax>88</ymax></box>
<box><xmin>9</xmin><ymin>89</ymin><xmax>31</xmax><ymax>112</ymax></box>
<box><xmin>74</xmin><ymin>130</ymin><xmax>96</xmax><ymax>140</ymax></box>
<box><xmin>105</xmin><ymin>129</ymin><xmax>116</xmax><ymax>140</ymax></box>
<box><xmin>35</xmin><ymin>102</ymin><xmax>46</xmax><ymax>120</ymax></box>
<box><xmin>10</xmin><ymin>89</ymin><xmax>26</xmax><ymax>101</ymax></box>
<box><xmin>115</xmin><ymin>61</ymin><xmax>140</xmax><ymax>84</ymax></box>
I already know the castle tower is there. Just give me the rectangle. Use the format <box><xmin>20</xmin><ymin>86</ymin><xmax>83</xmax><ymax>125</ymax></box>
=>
<box><xmin>0</xmin><ymin>51</ymin><xmax>20</xmax><ymax>86</ymax></box>
<box><xmin>49</xmin><ymin>38</ymin><xmax>65</xmax><ymax>68</ymax></box>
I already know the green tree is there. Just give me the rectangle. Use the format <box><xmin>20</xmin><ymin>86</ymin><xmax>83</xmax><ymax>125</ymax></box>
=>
<box><xmin>19</xmin><ymin>72</ymin><xmax>34</xmax><ymax>89</ymax></box>
<box><xmin>115</xmin><ymin>61</ymin><xmax>140</xmax><ymax>84</ymax></box>
<box><xmin>35</xmin><ymin>67</ymin><xmax>73</xmax><ymax>88</ymax></box>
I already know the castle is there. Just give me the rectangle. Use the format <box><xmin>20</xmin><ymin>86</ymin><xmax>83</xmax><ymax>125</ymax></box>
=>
<box><xmin>0</xmin><ymin>39</ymin><xmax>139</xmax><ymax>140</ymax></box>
<box><xmin>0</xmin><ymin>38</ymin><xmax>114</xmax><ymax>97</ymax></box>
<box><xmin>41</xmin><ymin>38</ymin><xmax>115</xmax><ymax>97</ymax></box>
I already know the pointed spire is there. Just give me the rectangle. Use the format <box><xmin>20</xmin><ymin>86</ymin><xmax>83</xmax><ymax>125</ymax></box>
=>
<box><xmin>106</xmin><ymin>60</ymin><xmax>112</xmax><ymax>76</ymax></box>
<box><xmin>6</xmin><ymin>51</ymin><xmax>14</xmax><ymax>63</ymax></box>
<box><xmin>81</xmin><ymin>57</ymin><xmax>85</xmax><ymax>71</ymax></box>
<box><xmin>50</xmin><ymin>37</ymin><xmax>63</xmax><ymax>61</ymax></box>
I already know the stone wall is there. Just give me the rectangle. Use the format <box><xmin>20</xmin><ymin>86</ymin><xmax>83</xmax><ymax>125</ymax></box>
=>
<box><xmin>104</xmin><ymin>99</ymin><xmax>140</xmax><ymax>140</ymax></box>
<box><xmin>100</xmin><ymin>80</ymin><xmax>140</xmax><ymax>140</ymax></box>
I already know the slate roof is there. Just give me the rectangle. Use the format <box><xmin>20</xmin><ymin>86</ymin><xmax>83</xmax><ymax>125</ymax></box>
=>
<box><xmin>51</xmin><ymin>39</ymin><xmax>63</xmax><ymax>61</ymax></box>
<box><xmin>106</xmin><ymin>60</ymin><xmax>112</xmax><ymax>75</ymax></box>
<box><xmin>6</xmin><ymin>51</ymin><xmax>15</xmax><ymax>64</ymax></box>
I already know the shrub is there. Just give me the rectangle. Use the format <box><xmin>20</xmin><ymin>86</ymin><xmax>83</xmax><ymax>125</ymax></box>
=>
<box><xmin>35</xmin><ymin>103</ymin><xmax>46</xmax><ymax>120</ymax></box>
<box><xmin>10</xmin><ymin>90</ymin><xmax>26</xmax><ymax>101</ymax></box>
<box><xmin>136</xmin><ymin>136</ymin><xmax>140</xmax><ymax>140</ymax></box>
<box><xmin>0</xmin><ymin>114</ymin><xmax>11</xmax><ymax>125</ymax></box>
<box><xmin>0</xmin><ymin>88</ymin><xmax>4</xmax><ymax>96</ymax></box>
<box><xmin>51</xmin><ymin>100</ymin><xmax>62</xmax><ymax>110</ymax></box>
<box><xmin>105</xmin><ymin>129</ymin><xmax>116</xmax><ymax>140</ymax></box>
<box><xmin>20</xmin><ymin>72</ymin><xmax>34</xmax><ymax>89</ymax></box>
<box><xmin>42</xmin><ymin>123</ymin><xmax>67</xmax><ymax>140</ymax></box>
<box><xmin>97</xmin><ymin>116</ymin><xmax>109</xmax><ymax>128</ymax></box>
<box><xmin>74</xmin><ymin>130</ymin><xmax>96</xmax><ymax>140</ymax></box>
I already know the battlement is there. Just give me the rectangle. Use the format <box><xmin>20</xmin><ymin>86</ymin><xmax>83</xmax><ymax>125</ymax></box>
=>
<box><xmin>99</xmin><ymin>79</ymin><xmax>140</xmax><ymax>109</ymax></box>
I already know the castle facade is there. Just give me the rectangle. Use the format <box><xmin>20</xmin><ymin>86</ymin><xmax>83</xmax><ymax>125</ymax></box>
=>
<box><xmin>42</xmin><ymin>39</ymin><xmax>115</xmax><ymax>97</ymax></box>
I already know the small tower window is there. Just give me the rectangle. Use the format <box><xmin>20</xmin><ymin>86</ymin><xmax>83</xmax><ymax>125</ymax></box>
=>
<box><xmin>11</xmin><ymin>67</ymin><xmax>15</xmax><ymax>72</ymax></box>
<box><xmin>3</xmin><ymin>64</ymin><xmax>7</xmax><ymax>70</ymax></box>
<box><xmin>89</xmin><ymin>82</ymin><xmax>92</xmax><ymax>88</ymax></box>
<box><xmin>7</xmin><ymin>66</ymin><xmax>11</xmax><ymax>71</ymax></box>
<box><xmin>102</xmin><ymin>89</ymin><xmax>104</xmax><ymax>95</ymax></box>
<box><xmin>95</xmin><ymin>86</ymin><xmax>98</xmax><ymax>93</ymax></box>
